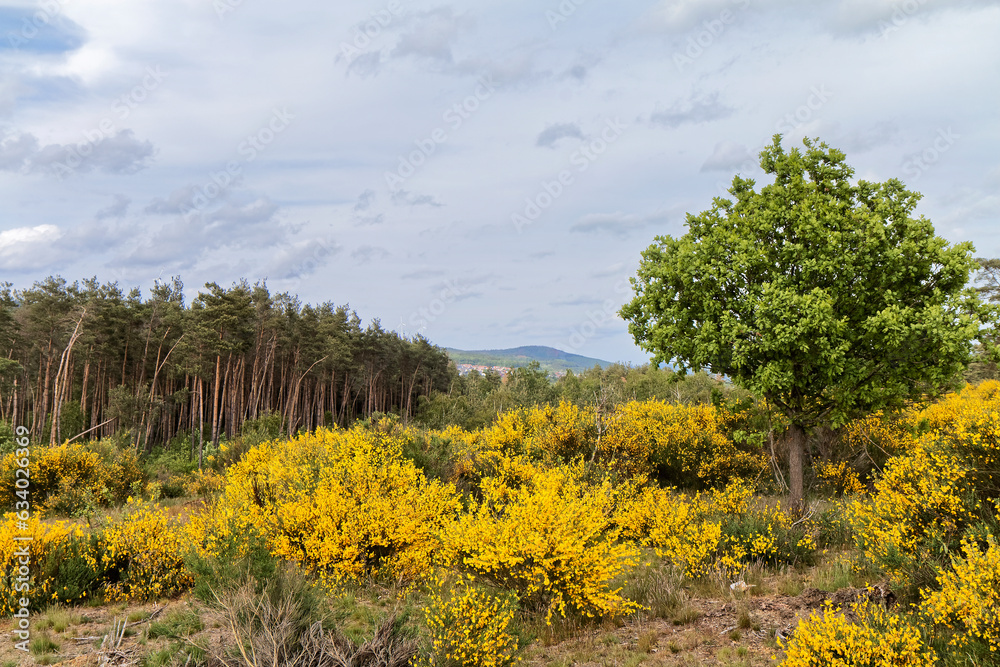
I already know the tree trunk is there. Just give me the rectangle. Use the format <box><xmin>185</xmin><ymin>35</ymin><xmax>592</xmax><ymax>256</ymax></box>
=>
<box><xmin>786</xmin><ymin>423</ymin><xmax>806</xmax><ymax>515</ymax></box>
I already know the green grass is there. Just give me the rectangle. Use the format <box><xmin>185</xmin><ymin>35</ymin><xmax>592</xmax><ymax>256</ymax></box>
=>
<box><xmin>29</xmin><ymin>633</ymin><xmax>60</xmax><ymax>655</ymax></box>
<box><xmin>147</xmin><ymin>609</ymin><xmax>204</xmax><ymax>639</ymax></box>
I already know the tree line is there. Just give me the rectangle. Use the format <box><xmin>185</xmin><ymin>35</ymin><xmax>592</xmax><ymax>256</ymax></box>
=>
<box><xmin>0</xmin><ymin>277</ymin><xmax>453</xmax><ymax>456</ymax></box>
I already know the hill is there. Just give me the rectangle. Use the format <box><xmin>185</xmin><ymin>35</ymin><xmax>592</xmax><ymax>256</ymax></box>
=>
<box><xmin>446</xmin><ymin>345</ymin><xmax>614</xmax><ymax>374</ymax></box>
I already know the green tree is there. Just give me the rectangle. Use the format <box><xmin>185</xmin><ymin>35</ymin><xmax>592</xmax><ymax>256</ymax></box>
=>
<box><xmin>621</xmin><ymin>136</ymin><xmax>995</xmax><ymax>511</ymax></box>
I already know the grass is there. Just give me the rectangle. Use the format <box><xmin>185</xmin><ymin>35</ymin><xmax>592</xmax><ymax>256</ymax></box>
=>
<box><xmin>147</xmin><ymin>609</ymin><xmax>204</xmax><ymax>639</ymax></box>
<box><xmin>36</xmin><ymin>605</ymin><xmax>84</xmax><ymax>632</ymax></box>
<box><xmin>28</xmin><ymin>633</ymin><xmax>59</xmax><ymax>656</ymax></box>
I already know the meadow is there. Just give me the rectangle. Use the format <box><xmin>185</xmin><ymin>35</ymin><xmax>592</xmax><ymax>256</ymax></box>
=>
<box><xmin>2</xmin><ymin>380</ymin><xmax>999</xmax><ymax>667</ymax></box>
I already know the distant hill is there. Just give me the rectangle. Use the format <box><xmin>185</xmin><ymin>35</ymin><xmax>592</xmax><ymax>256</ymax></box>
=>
<box><xmin>446</xmin><ymin>346</ymin><xmax>614</xmax><ymax>374</ymax></box>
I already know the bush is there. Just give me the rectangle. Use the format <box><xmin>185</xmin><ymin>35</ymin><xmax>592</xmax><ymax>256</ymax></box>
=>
<box><xmin>441</xmin><ymin>463</ymin><xmax>638</xmax><ymax>623</ymax></box>
<box><xmin>780</xmin><ymin>601</ymin><xmax>935</xmax><ymax>667</ymax></box>
<box><xmin>417</xmin><ymin>576</ymin><xmax>521</xmax><ymax>667</ymax></box>
<box><xmin>221</xmin><ymin>425</ymin><xmax>460</xmax><ymax>586</ymax></box>
<box><xmin>185</xmin><ymin>520</ymin><xmax>279</xmax><ymax>603</ymax></box>
<box><xmin>100</xmin><ymin>499</ymin><xmax>192</xmax><ymax>601</ymax></box>
<box><xmin>0</xmin><ymin>514</ymin><xmax>96</xmax><ymax>615</ymax></box>
<box><xmin>600</xmin><ymin>400</ymin><xmax>766</xmax><ymax>487</ymax></box>
<box><xmin>921</xmin><ymin>534</ymin><xmax>1000</xmax><ymax>654</ymax></box>
<box><xmin>0</xmin><ymin>441</ymin><xmax>143</xmax><ymax>515</ymax></box>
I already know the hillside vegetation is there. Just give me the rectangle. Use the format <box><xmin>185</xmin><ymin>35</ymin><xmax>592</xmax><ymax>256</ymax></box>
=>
<box><xmin>3</xmin><ymin>378</ymin><xmax>1000</xmax><ymax>666</ymax></box>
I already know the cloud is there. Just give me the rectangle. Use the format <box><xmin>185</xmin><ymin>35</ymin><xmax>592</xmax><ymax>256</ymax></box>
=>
<box><xmin>536</xmin><ymin>123</ymin><xmax>584</xmax><ymax>148</ymax></box>
<box><xmin>701</xmin><ymin>140</ymin><xmax>751</xmax><ymax>171</ymax></box>
<box><xmin>96</xmin><ymin>194</ymin><xmax>131</xmax><ymax>220</ymax></box>
<box><xmin>833</xmin><ymin>120</ymin><xmax>901</xmax><ymax>153</ymax></box>
<box><xmin>354</xmin><ymin>189</ymin><xmax>375</xmax><ymax>212</ymax></box>
<box><xmin>0</xmin><ymin>8</ymin><xmax>87</xmax><ymax>54</ymax></box>
<box><xmin>145</xmin><ymin>185</ymin><xmax>204</xmax><ymax>215</ymax></box>
<box><xmin>391</xmin><ymin>8</ymin><xmax>473</xmax><ymax>64</ymax></box>
<box><xmin>347</xmin><ymin>51</ymin><xmax>384</xmax><ymax>77</ymax></box>
<box><xmin>391</xmin><ymin>189</ymin><xmax>442</xmax><ymax>207</ymax></box>
<box><xmin>402</xmin><ymin>269</ymin><xmax>446</xmax><ymax>280</ymax></box>
<box><xmin>646</xmin><ymin>0</ymin><xmax>752</xmax><ymax>32</ymax></box>
<box><xmin>270</xmin><ymin>236</ymin><xmax>341</xmax><ymax>282</ymax></box>
<box><xmin>0</xmin><ymin>224</ymin><xmax>63</xmax><ymax>271</ymax></box>
<box><xmin>0</xmin><ymin>129</ymin><xmax>154</xmax><ymax>176</ymax></box>
<box><xmin>122</xmin><ymin>195</ymin><xmax>284</xmax><ymax>268</ymax></box>
<box><xmin>571</xmin><ymin>211</ymin><xmax>671</xmax><ymax>238</ymax></box>
<box><xmin>352</xmin><ymin>245</ymin><xmax>390</xmax><ymax>264</ymax></box>
<box><xmin>651</xmin><ymin>91</ymin><xmax>736</xmax><ymax>128</ymax></box>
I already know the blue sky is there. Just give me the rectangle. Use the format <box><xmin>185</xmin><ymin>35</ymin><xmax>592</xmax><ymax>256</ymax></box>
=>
<box><xmin>1</xmin><ymin>0</ymin><xmax>998</xmax><ymax>364</ymax></box>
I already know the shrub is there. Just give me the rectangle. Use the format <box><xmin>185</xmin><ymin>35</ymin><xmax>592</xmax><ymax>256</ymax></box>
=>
<box><xmin>0</xmin><ymin>441</ymin><xmax>143</xmax><ymax>515</ymax></box>
<box><xmin>417</xmin><ymin>576</ymin><xmax>521</xmax><ymax>667</ymax></box>
<box><xmin>100</xmin><ymin>499</ymin><xmax>192</xmax><ymax>601</ymax></box>
<box><xmin>617</xmin><ymin>485</ymin><xmax>721</xmax><ymax>578</ymax></box>
<box><xmin>780</xmin><ymin>601</ymin><xmax>935</xmax><ymax>667</ymax></box>
<box><xmin>441</xmin><ymin>463</ymin><xmax>638</xmax><ymax>623</ymax></box>
<box><xmin>601</xmin><ymin>400</ymin><xmax>766</xmax><ymax>486</ymax></box>
<box><xmin>222</xmin><ymin>425</ymin><xmax>460</xmax><ymax>585</ymax></box>
<box><xmin>0</xmin><ymin>514</ymin><xmax>97</xmax><ymax>615</ymax></box>
<box><xmin>921</xmin><ymin>534</ymin><xmax>1000</xmax><ymax>653</ymax></box>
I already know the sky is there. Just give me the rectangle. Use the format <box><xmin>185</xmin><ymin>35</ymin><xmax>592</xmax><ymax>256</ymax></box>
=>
<box><xmin>0</xmin><ymin>0</ymin><xmax>998</xmax><ymax>365</ymax></box>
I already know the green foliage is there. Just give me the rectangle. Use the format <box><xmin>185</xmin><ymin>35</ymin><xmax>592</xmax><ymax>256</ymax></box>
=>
<box><xmin>622</xmin><ymin>135</ymin><xmax>996</xmax><ymax>507</ymax></box>
<box><xmin>622</xmin><ymin>135</ymin><xmax>991</xmax><ymax>428</ymax></box>
<box><xmin>147</xmin><ymin>609</ymin><xmax>204</xmax><ymax>639</ymax></box>
<box><xmin>34</xmin><ymin>532</ymin><xmax>106</xmax><ymax>607</ymax></box>
<box><xmin>185</xmin><ymin>524</ymin><xmax>279</xmax><ymax>603</ymax></box>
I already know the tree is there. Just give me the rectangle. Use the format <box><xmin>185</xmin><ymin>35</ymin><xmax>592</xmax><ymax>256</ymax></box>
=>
<box><xmin>621</xmin><ymin>136</ymin><xmax>995</xmax><ymax>511</ymax></box>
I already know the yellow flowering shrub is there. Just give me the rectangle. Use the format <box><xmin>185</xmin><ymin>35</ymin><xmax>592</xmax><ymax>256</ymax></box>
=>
<box><xmin>844</xmin><ymin>410</ymin><xmax>917</xmax><ymax>462</ymax></box>
<box><xmin>921</xmin><ymin>535</ymin><xmax>1000</xmax><ymax>652</ymax></box>
<box><xmin>617</xmin><ymin>485</ymin><xmax>721</xmax><ymax>577</ymax></box>
<box><xmin>780</xmin><ymin>601</ymin><xmax>935</xmax><ymax>667</ymax></box>
<box><xmin>0</xmin><ymin>513</ymin><xmax>98</xmax><ymax>614</ymax></box>
<box><xmin>180</xmin><ymin>468</ymin><xmax>225</xmax><ymax>497</ymax></box>
<box><xmin>522</xmin><ymin>401</ymin><xmax>597</xmax><ymax>463</ymax></box>
<box><xmin>601</xmin><ymin>400</ymin><xmax>766</xmax><ymax>486</ymax></box>
<box><xmin>817</xmin><ymin>461</ymin><xmax>867</xmax><ymax>496</ymax></box>
<box><xmin>0</xmin><ymin>442</ymin><xmax>143</xmax><ymax>515</ymax></box>
<box><xmin>417</xmin><ymin>576</ymin><xmax>521</xmax><ymax>667</ymax></box>
<box><xmin>618</xmin><ymin>479</ymin><xmax>816</xmax><ymax>577</ymax></box>
<box><xmin>850</xmin><ymin>446</ymin><xmax>972</xmax><ymax>589</ymax></box>
<box><xmin>222</xmin><ymin>426</ymin><xmax>460</xmax><ymax>585</ymax></box>
<box><xmin>912</xmin><ymin>380</ymin><xmax>1000</xmax><ymax>500</ymax></box>
<box><xmin>100</xmin><ymin>499</ymin><xmax>192</xmax><ymax>601</ymax></box>
<box><xmin>441</xmin><ymin>464</ymin><xmax>639</xmax><ymax>623</ymax></box>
